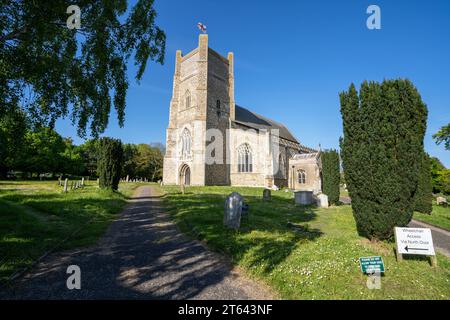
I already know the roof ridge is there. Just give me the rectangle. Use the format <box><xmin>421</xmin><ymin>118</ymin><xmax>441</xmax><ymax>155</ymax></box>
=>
<box><xmin>235</xmin><ymin>104</ymin><xmax>300</xmax><ymax>144</ymax></box>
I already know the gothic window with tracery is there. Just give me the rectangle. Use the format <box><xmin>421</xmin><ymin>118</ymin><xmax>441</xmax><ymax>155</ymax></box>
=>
<box><xmin>237</xmin><ymin>143</ymin><xmax>252</xmax><ymax>173</ymax></box>
<box><xmin>298</xmin><ymin>169</ymin><xmax>306</xmax><ymax>184</ymax></box>
<box><xmin>278</xmin><ymin>152</ymin><xmax>286</xmax><ymax>177</ymax></box>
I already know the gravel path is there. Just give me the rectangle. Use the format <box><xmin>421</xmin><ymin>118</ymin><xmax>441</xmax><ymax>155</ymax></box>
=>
<box><xmin>1</xmin><ymin>186</ymin><xmax>273</xmax><ymax>300</ymax></box>
<box><xmin>408</xmin><ymin>219</ymin><xmax>450</xmax><ymax>257</ymax></box>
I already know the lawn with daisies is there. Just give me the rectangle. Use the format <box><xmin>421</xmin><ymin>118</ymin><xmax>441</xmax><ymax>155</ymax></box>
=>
<box><xmin>160</xmin><ymin>185</ymin><xmax>450</xmax><ymax>299</ymax></box>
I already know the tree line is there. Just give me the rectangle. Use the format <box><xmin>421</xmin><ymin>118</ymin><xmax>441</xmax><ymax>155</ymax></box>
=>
<box><xmin>0</xmin><ymin>108</ymin><xmax>164</xmax><ymax>181</ymax></box>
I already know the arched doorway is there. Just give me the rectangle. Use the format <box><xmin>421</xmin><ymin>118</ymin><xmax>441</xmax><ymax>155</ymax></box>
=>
<box><xmin>179</xmin><ymin>164</ymin><xmax>191</xmax><ymax>186</ymax></box>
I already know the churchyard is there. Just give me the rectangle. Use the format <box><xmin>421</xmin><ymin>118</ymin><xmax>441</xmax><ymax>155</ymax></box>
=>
<box><xmin>0</xmin><ymin>180</ymin><xmax>142</xmax><ymax>283</ymax></box>
<box><xmin>160</xmin><ymin>185</ymin><xmax>450</xmax><ymax>300</ymax></box>
<box><xmin>414</xmin><ymin>204</ymin><xmax>450</xmax><ymax>230</ymax></box>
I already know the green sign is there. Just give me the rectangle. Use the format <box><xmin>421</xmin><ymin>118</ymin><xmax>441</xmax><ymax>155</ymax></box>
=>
<box><xmin>359</xmin><ymin>256</ymin><xmax>385</xmax><ymax>273</ymax></box>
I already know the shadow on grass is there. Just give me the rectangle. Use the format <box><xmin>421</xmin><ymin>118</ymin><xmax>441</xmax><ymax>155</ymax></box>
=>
<box><xmin>163</xmin><ymin>191</ymin><xmax>323</xmax><ymax>274</ymax></box>
<box><xmin>1</xmin><ymin>193</ymin><xmax>268</xmax><ymax>299</ymax></box>
<box><xmin>0</xmin><ymin>190</ymin><xmax>129</xmax><ymax>284</ymax></box>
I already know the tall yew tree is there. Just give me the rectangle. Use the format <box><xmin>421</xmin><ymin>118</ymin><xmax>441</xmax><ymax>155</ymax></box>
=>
<box><xmin>340</xmin><ymin>80</ymin><xmax>428</xmax><ymax>240</ymax></box>
<box><xmin>0</xmin><ymin>0</ymin><xmax>165</xmax><ymax>137</ymax></box>
<box><xmin>321</xmin><ymin>149</ymin><xmax>340</xmax><ymax>205</ymax></box>
<box><xmin>98</xmin><ymin>137</ymin><xmax>123</xmax><ymax>191</ymax></box>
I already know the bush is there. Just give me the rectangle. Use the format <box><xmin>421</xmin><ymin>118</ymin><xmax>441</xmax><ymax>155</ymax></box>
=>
<box><xmin>321</xmin><ymin>149</ymin><xmax>340</xmax><ymax>205</ymax></box>
<box><xmin>97</xmin><ymin>137</ymin><xmax>124</xmax><ymax>191</ymax></box>
<box><xmin>414</xmin><ymin>154</ymin><xmax>433</xmax><ymax>214</ymax></box>
<box><xmin>340</xmin><ymin>79</ymin><xmax>427</xmax><ymax>240</ymax></box>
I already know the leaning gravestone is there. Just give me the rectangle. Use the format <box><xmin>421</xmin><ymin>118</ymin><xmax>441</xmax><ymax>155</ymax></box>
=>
<box><xmin>224</xmin><ymin>192</ymin><xmax>243</xmax><ymax>230</ymax></box>
<box><xmin>315</xmin><ymin>193</ymin><xmax>329</xmax><ymax>208</ymax></box>
<box><xmin>436</xmin><ymin>196</ymin><xmax>448</xmax><ymax>207</ymax></box>
<box><xmin>63</xmin><ymin>178</ymin><xmax>68</xmax><ymax>192</ymax></box>
<box><xmin>263</xmin><ymin>188</ymin><xmax>271</xmax><ymax>201</ymax></box>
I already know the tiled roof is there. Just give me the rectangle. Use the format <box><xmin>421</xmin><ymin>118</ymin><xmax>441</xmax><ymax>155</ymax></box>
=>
<box><xmin>234</xmin><ymin>105</ymin><xmax>300</xmax><ymax>143</ymax></box>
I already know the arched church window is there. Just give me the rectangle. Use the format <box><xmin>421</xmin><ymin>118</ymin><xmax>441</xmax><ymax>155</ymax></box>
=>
<box><xmin>298</xmin><ymin>169</ymin><xmax>306</xmax><ymax>184</ymax></box>
<box><xmin>237</xmin><ymin>143</ymin><xmax>252</xmax><ymax>173</ymax></box>
<box><xmin>181</xmin><ymin>128</ymin><xmax>191</xmax><ymax>158</ymax></box>
<box><xmin>278</xmin><ymin>152</ymin><xmax>286</xmax><ymax>177</ymax></box>
<box><xmin>185</xmin><ymin>90</ymin><xmax>191</xmax><ymax>109</ymax></box>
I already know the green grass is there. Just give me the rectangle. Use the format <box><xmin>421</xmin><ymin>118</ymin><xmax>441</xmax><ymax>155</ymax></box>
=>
<box><xmin>160</xmin><ymin>185</ymin><xmax>450</xmax><ymax>300</ymax></box>
<box><xmin>0</xmin><ymin>180</ymin><xmax>141</xmax><ymax>283</ymax></box>
<box><xmin>414</xmin><ymin>204</ymin><xmax>450</xmax><ymax>230</ymax></box>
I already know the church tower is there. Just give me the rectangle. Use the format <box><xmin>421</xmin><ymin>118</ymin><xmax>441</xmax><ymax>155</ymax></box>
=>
<box><xmin>163</xmin><ymin>34</ymin><xmax>234</xmax><ymax>185</ymax></box>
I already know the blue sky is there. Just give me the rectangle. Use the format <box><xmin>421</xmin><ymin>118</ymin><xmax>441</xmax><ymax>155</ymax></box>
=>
<box><xmin>55</xmin><ymin>0</ymin><xmax>450</xmax><ymax>167</ymax></box>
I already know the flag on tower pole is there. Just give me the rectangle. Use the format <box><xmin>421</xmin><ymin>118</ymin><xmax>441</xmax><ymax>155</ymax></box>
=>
<box><xmin>197</xmin><ymin>22</ymin><xmax>207</xmax><ymax>33</ymax></box>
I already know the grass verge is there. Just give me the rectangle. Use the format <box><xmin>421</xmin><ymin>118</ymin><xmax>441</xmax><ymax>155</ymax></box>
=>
<box><xmin>160</xmin><ymin>185</ymin><xmax>450</xmax><ymax>299</ymax></box>
<box><xmin>0</xmin><ymin>180</ymin><xmax>141</xmax><ymax>283</ymax></box>
<box><xmin>414</xmin><ymin>204</ymin><xmax>450</xmax><ymax>230</ymax></box>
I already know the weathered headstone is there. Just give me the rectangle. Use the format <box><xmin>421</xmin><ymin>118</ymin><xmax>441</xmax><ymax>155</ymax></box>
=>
<box><xmin>71</xmin><ymin>181</ymin><xmax>74</xmax><ymax>190</ymax></box>
<box><xmin>126</xmin><ymin>175</ymin><xmax>129</xmax><ymax>183</ymax></box>
<box><xmin>436</xmin><ymin>196</ymin><xmax>448</xmax><ymax>207</ymax></box>
<box><xmin>224</xmin><ymin>192</ymin><xmax>243</xmax><ymax>230</ymax></box>
<box><xmin>263</xmin><ymin>188</ymin><xmax>271</xmax><ymax>201</ymax></box>
<box><xmin>63</xmin><ymin>178</ymin><xmax>68</xmax><ymax>192</ymax></box>
<box><xmin>294</xmin><ymin>190</ymin><xmax>314</xmax><ymax>205</ymax></box>
<box><xmin>81</xmin><ymin>177</ymin><xmax>85</xmax><ymax>186</ymax></box>
<box><xmin>58</xmin><ymin>176</ymin><xmax>62</xmax><ymax>186</ymax></box>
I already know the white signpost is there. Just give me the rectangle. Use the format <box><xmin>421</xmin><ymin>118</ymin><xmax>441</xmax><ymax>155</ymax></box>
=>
<box><xmin>394</xmin><ymin>227</ymin><xmax>437</xmax><ymax>266</ymax></box>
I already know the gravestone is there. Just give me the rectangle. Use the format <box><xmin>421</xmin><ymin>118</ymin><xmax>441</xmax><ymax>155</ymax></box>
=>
<box><xmin>63</xmin><ymin>178</ymin><xmax>68</xmax><ymax>192</ymax></box>
<box><xmin>263</xmin><ymin>188</ymin><xmax>271</xmax><ymax>201</ymax></box>
<box><xmin>294</xmin><ymin>190</ymin><xmax>314</xmax><ymax>205</ymax></box>
<box><xmin>436</xmin><ymin>196</ymin><xmax>448</xmax><ymax>207</ymax></box>
<box><xmin>315</xmin><ymin>193</ymin><xmax>329</xmax><ymax>208</ymax></box>
<box><xmin>126</xmin><ymin>175</ymin><xmax>129</xmax><ymax>183</ymax></box>
<box><xmin>180</xmin><ymin>183</ymin><xmax>185</xmax><ymax>194</ymax></box>
<box><xmin>81</xmin><ymin>177</ymin><xmax>84</xmax><ymax>186</ymax></box>
<box><xmin>224</xmin><ymin>192</ymin><xmax>243</xmax><ymax>230</ymax></box>
<box><xmin>58</xmin><ymin>176</ymin><xmax>62</xmax><ymax>186</ymax></box>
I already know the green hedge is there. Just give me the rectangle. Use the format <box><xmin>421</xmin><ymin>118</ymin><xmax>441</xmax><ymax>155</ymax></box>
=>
<box><xmin>321</xmin><ymin>149</ymin><xmax>340</xmax><ymax>205</ymax></box>
<box><xmin>98</xmin><ymin>137</ymin><xmax>124</xmax><ymax>191</ymax></box>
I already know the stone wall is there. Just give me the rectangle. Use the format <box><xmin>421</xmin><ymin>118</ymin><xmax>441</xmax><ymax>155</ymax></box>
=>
<box><xmin>204</xmin><ymin>48</ymin><xmax>232</xmax><ymax>185</ymax></box>
<box><xmin>288</xmin><ymin>153</ymin><xmax>322</xmax><ymax>193</ymax></box>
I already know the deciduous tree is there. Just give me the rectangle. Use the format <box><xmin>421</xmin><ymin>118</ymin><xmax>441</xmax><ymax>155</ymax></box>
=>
<box><xmin>1</xmin><ymin>0</ymin><xmax>165</xmax><ymax>137</ymax></box>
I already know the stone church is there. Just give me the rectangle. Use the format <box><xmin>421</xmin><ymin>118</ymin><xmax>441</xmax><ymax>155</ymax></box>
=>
<box><xmin>163</xmin><ymin>34</ymin><xmax>322</xmax><ymax>192</ymax></box>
